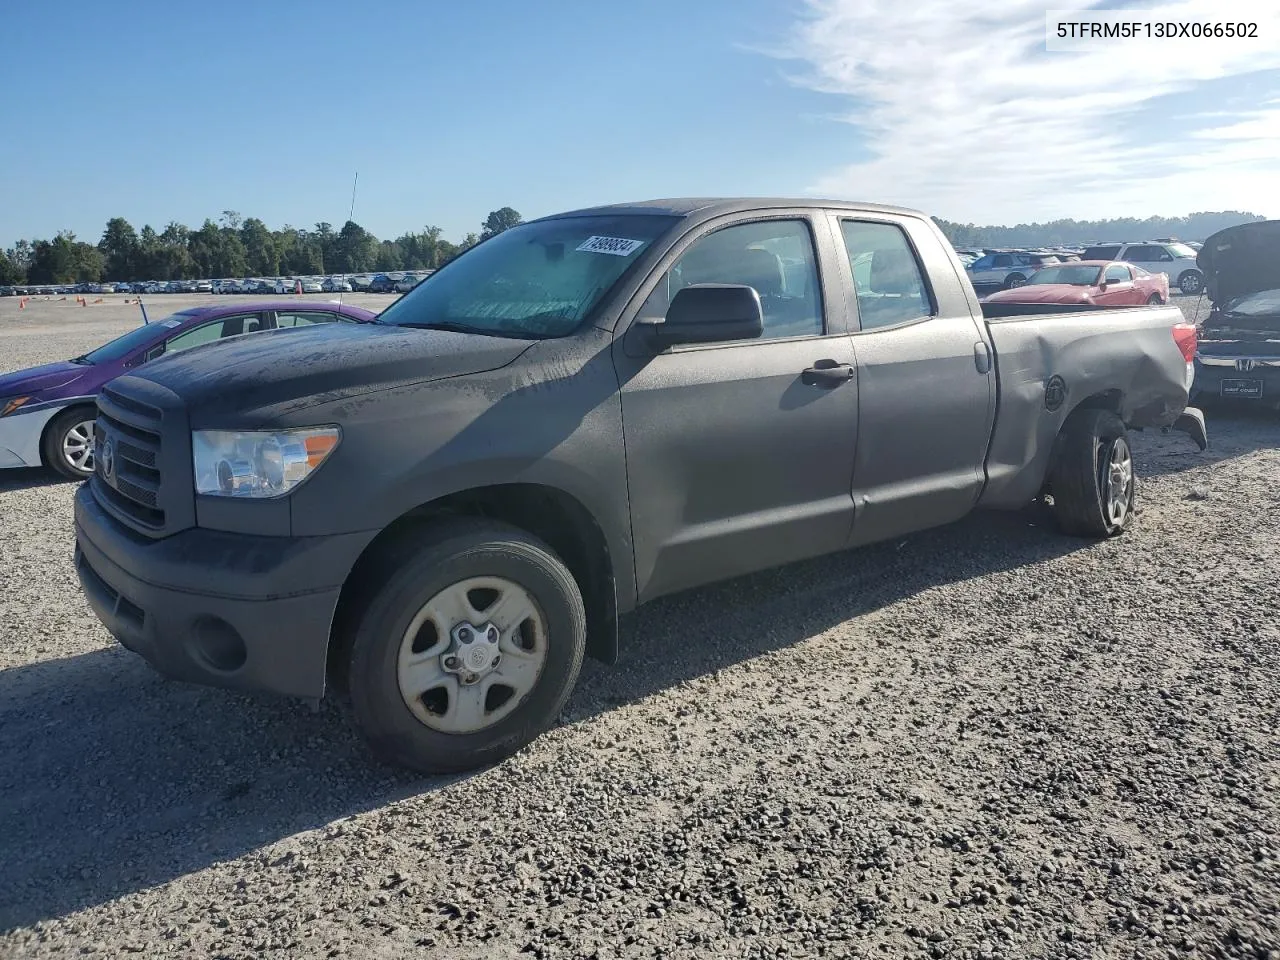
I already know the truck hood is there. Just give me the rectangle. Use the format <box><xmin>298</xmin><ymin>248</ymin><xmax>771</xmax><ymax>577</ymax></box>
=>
<box><xmin>1198</xmin><ymin>220</ymin><xmax>1280</xmax><ymax>304</ymax></box>
<box><xmin>983</xmin><ymin>285</ymin><xmax>1091</xmax><ymax>304</ymax></box>
<box><xmin>133</xmin><ymin>322</ymin><xmax>534</xmax><ymax>420</ymax></box>
<box><xmin>0</xmin><ymin>359</ymin><xmax>89</xmax><ymax>397</ymax></box>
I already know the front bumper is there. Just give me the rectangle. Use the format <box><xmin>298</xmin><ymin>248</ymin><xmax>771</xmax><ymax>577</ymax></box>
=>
<box><xmin>0</xmin><ymin>403</ymin><xmax>60</xmax><ymax>469</ymax></box>
<box><xmin>73</xmin><ymin>482</ymin><xmax>375</xmax><ymax>699</ymax></box>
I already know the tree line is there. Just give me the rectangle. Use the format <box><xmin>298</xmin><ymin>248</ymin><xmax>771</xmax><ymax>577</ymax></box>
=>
<box><xmin>0</xmin><ymin>207</ymin><xmax>524</xmax><ymax>286</ymax></box>
<box><xmin>3</xmin><ymin>205</ymin><xmax>1267</xmax><ymax>285</ymax></box>
<box><xmin>933</xmin><ymin>210</ymin><xmax>1265</xmax><ymax>248</ymax></box>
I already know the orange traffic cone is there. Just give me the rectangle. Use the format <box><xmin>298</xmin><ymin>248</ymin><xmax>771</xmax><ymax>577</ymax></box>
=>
<box><xmin>295</xmin><ymin>279</ymin><xmax>302</xmax><ymax>295</ymax></box>
<box><xmin>18</xmin><ymin>297</ymin><xmax>25</xmax><ymax>309</ymax></box>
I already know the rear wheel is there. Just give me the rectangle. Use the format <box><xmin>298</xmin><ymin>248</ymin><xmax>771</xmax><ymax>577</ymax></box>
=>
<box><xmin>1178</xmin><ymin>270</ymin><xmax>1203</xmax><ymax>295</ymax></box>
<box><xmin>1049</xmin><ymin>408</ymin><xmax>1135</xmax><ymax>538</ymax></box>
<box><xmin>1145</xmin><ymin>293</ymin><xmax>1164</xmax><ymax>305</ymax></box>
<box><xmin>347</xmin><ymin>520</ymin><xmax>586</xmax><ymax>774</ymax></box>
<box><xmin>42</xmin><ymin>406</ymin><xmax>97</xmax><ymax>480</ymax></box>
<box><xmin>1004</xmin><ymin>273</ymin><xmax>1027</xmax><ymax>289</ymax></box>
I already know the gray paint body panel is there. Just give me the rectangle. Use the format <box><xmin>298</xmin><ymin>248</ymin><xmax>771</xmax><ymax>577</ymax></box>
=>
<box><xmin>74</xmin><ymin>197</ymin><xmax>1199</xmax><ymax>699</ymax></box>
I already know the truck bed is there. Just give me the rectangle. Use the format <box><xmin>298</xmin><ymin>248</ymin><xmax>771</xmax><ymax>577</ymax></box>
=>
<box><xmin>976</xmin><ymin>302</ymin><xmax>1191</xmax><ymax>509</ymax></box>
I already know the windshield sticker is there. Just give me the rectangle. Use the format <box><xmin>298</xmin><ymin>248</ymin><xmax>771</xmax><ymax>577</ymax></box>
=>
<box><xmin>576</xmin><ymin>235</ymin><xmax>646</xmax><ymax>257</ymax></box>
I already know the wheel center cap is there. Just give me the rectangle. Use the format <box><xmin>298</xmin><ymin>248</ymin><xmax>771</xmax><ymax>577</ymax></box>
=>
<box><xmin>464</xmin><ymin>643</ymin><xmax>493</xmax><ymax>671</ymax></box>
<box><xmin>446</xmin><ymin>621</ymin><xmax>501</xmax><ymax>680</ymax></box>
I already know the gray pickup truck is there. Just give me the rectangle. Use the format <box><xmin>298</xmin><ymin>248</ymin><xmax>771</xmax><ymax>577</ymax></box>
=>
<box><xmin>73</xmin><ymin>198</ymin><xmax>1207</xmax><ymax>773</ymax></box>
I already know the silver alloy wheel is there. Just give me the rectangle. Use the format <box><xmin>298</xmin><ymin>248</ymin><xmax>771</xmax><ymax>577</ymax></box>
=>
<box><xmin>1008</xmin><ymin>274</ymin><xmax>1027</xmax><ymax>288</ymax></box>
<box><xmin>396</xmin><ymin>575</ymin><xmax>548</xmax><ymax>734</ymax></box>
<box><xmin>62</xmin><ymin>420</ymin><xmax>95</xmax><ymax>473</ymax></box>
<box><xmin>1104</xmin><ymin>437</ymin><xmax>1133</xmax><ymax>527</ymax></box>
<box><xmin>1179</xmin><ymin>272</ymin><xmax>1202</xmax><ymax>294</ymax></box>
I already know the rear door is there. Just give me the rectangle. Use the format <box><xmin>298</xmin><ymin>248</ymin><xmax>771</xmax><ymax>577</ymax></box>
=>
<box><xmin>613</xmin><ymin>211</ymin><xmax>860</xmax><ymax>602</ymax></box>
<box><xmin>828</xmin><ymin>213</ymin><xmax>996</xmax><ymax>547</ymax></box>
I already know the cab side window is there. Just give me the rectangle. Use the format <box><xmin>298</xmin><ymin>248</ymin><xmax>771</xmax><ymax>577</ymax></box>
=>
<box><xmin>638</xmin><ymin>219</ymin><xmax>824</xmax><ymax>340</ymax></box>
<box><xmin>838</xmin><ymin>220</ymin><xmax>935</xmax><ymax>330</ymax></box>
<box><xmin>151</xmin><ymin>313</ymin><xmax>264</xmax><ymax>359</ymax></box>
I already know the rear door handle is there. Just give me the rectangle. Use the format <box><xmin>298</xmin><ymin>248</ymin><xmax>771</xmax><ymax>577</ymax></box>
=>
<box><xmin>802</xmin><ymin>361</ymin><xmax>855</xmax><ymax>388</ymax></box>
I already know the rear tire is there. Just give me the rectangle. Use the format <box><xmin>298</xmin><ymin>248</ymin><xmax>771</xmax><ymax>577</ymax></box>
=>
<box><xmin>1145</xmin><ymin>294</ymin><xmax>1164</xmax><ymax>305</ymax></box>
<box><xmin>1049</xmin><ymin>408</ymin><xmax>1135</xmax><ymax>538</ymax></box>
<box><xmin>1178</xmin><ymin>271</ymin><xmax>1203</xmax><ymax>295</ymax></box>
<box><xmin>347</xmin><ymin>519</ymin><xmax>586</xmax><ymax>775</ymax></box>
<box><xmin>42</xmin><ymin>406</ymin><xmax>97</xmax><ymax>480</ymax></box>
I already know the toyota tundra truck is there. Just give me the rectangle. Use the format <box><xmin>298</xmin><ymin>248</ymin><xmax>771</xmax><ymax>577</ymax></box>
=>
<box><xmin>73</xmin><ymin>198</ymin><xmax>1207</xmax><ymax>774</ymax></box>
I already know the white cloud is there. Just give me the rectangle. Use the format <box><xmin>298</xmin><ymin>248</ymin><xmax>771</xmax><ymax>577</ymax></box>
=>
<box><xmin>769</xmin><ymin>0</ymin><xmax>1280</xmax><ymax>223</ymax></box>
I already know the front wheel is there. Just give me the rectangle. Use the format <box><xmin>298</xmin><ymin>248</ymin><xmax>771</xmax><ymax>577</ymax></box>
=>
<box><xmin>1146</xmin><ymin>293</ymin><xmax>1164</xmax><ymax>305</ymax></box>
<box><xmin>1049</xmin><ymin>408</ymin><xmax>1135</xmax><ymax>538</ymax></box>
<box><xmin>347</xmin><ymin>520</ymin><xmax>586</xmax><ymax>774</ymax></box>
<box><xmin>1004</xmin><ymin>273</ymin><xmax>1027</xmax><ymax>289</ymax></box>
<box><xmin>42</xmin><ymin>406</ymin><xmax>97</xmax><ymax>480</ymax></box>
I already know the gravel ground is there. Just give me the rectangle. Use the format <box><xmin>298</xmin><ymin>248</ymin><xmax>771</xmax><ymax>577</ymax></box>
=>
<box><xmin>2</xmin><ymin>294</ymin><xmax>1278</xmax><ymax>959</ymax></box>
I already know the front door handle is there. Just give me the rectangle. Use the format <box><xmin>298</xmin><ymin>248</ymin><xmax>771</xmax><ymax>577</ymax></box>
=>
<box><xmin>802</xmin><ymin>361</ymin><xmax>855</xmax><ymax>388</ymax></box>
<box><xmin>973</xmin><ymin>340</ymin><xmax>992</xmax><ymax>375</ymax></box>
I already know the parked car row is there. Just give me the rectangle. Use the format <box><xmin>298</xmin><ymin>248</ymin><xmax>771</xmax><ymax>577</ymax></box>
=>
<box><xmin>0</xmin><ymin>302</ymin><xmax>377</xmax><ymax>479</ymax></box>
<box><xmin>959</xmin><ymin>239</ymin><xmax>1206</xmax><ymax>294</ymax></box>
<box><xmin>0</xmin><ymin>271</ymin><xmax>433</xmax><ymax>298</ymax></box>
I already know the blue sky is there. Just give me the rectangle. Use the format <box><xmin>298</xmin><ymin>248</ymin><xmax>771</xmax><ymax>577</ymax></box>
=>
<box><xmin>2</xmin><ymin>0</ymin><xmax>1277</xmax><ymax>248</ymax></box>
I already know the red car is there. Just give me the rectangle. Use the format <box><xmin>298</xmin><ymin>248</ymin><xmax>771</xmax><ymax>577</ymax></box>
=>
<box><xmin>981</xmin><ymin>260</ymin><xmax>1169</xmax><ymax>306</ymax></box>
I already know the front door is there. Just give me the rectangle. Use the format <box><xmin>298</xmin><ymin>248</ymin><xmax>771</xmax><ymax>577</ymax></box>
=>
<box><xmin>614</xmin><ymin>214</ymin><xmax>860</xmax><ymax>602</ymax></box>
<box><xmin>830</xmin><ymin>215</ymin><xmax>996</xmax><ymax>547</ymax></box>
<box><xmin>1096</xmin><ymin>263</ymin><xmax>1140</xmax><ymax>305</ymax></box>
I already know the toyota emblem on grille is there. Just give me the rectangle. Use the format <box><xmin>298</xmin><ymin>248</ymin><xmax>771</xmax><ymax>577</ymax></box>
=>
<box><xmin>100</xmin><ymin>438</ymin><xmax>115</xmax><ymax>481</ymax></box>
<box><xmin>1236</xmin><ymin>358</ymin><xmax>1258</xmax><ymax>372</ymax></box>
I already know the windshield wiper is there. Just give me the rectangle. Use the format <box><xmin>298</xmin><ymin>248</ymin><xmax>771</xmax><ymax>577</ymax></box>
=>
<box><xmin>394</xmin><ymin>320</ymin><xmax>543</xmax><ymax>340</ymax></box>
<box><xmin>69</xmin><ymin>355</ymin><xmax>94</xmax><ymax>365</ymax></box>
<box><xmin>395</xmin><ymin>321</ymin><xmax>489</xmax><ymax>335</ymax></box>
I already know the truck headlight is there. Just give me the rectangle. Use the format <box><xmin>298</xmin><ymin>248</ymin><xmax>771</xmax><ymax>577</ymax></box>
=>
<box><xmin>193</xmin><ymin>427</ymin><xmax>340</xmax><ymax>498</ymax></box>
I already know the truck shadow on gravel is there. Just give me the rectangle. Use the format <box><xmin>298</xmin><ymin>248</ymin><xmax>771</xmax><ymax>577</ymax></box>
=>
<box><xmin>0</xmin><ymin>506</ymin><xmax>1087</xmax><ymax>932</ymax></box>
<box><xmin>0</xmin><ymin>466</ymin><xmax>65</xmax><ymax>492</ymax></box>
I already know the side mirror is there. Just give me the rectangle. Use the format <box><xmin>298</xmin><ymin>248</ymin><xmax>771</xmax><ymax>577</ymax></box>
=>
<box><xmin>1098</xmin><ymin>280</ymin><xmax>1108</xmax><ymax>290</ymax></box>
<box><xmin>640</xmin><ymin>284</ymin><xmax>764</xmax><ymax>349</ymax></box>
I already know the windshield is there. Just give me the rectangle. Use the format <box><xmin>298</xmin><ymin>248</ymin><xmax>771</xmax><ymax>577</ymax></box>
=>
<box><xmin>1168</xmin><ymin>242</ymin><xmax>1197</xmax><ymax>258</ymax></box>
<box><xmin>1027</xmin><ymin>265</ymin><xmax>1102</xmax><ymax>286</ymax></box>
<box><xmin>1223</xmin><ymin>289</ymin><xmax>1280</xmax><ymax>317</ymax></box>
<box><xmin>378</xmin><ymin>214</ymin><xmax>680</xmax><ymax>338</ymax></box>
<box><xmin>79</xmin><ymin>315</ymin><xmax>187</xmax><ymax>363</ymax></box>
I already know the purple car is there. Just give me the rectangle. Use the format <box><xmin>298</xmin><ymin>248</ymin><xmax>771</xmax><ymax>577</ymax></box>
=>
<box><xmin>0</xmin><ymin>301</ymin><xmax>377</xmax><ymax>479</ymax></box>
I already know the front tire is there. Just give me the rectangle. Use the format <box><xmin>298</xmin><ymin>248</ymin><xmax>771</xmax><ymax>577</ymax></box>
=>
<box><xmin>1178</xmin><ymin>270</ymin><xmax>1203</xmax><ymax>295</ymax></box>
<box><xmin>1004</xmin><ymin>273</ymin><xmax>1027</xmax><ymax>289</ymax></box>
<box><xmin>347</xmin><ymin>520</ymin><xmax>586</xmax><ymax>775</ymax></box>
<box><xmin>1049</xmin><ymin>408</ymin><xmax>1135</xmax><ymax>538</ymax></box>
<box><xmin>42</xmin><ymin>406</ymin><xmax>97</xmax><ymax>480</ymax></box>
<box><xmin>1145</xmin><ymin>293</ymin><xmax>1164</xmax><ymax>305</ymax></box>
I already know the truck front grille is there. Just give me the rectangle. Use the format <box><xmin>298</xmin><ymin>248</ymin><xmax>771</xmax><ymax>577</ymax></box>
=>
<box><xmin>94</xmin><ymin>387</ymin><xmax>167</xmax><ymax>531</ymax></box>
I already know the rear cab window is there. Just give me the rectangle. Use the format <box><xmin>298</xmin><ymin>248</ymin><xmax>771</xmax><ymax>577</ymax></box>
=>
<box><xmin>837</xmin><ymin>220</ymin><xmax>936</xmax><ymax>330</ymax></box>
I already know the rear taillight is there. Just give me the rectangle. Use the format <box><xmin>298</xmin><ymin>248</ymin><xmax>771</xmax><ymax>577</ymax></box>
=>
<box><xmin>1172</xmin><ymin>322</ymin><xmax>1198</xmax><ymax>363</ymax></box>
